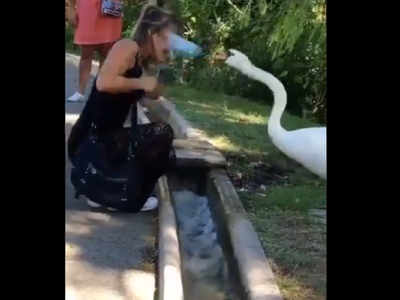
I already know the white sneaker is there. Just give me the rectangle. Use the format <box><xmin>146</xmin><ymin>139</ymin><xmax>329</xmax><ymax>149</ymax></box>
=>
<box><xmin>67</xmin><ymin>92</ymin><xmax>85</xmax><ymax>102</ymax></box>
<box><xmin>86</xmin><ymin>196</ymin><xmax>158</xmax><ymax>212</ymax></box>
<box><xmin>87</xmin><ymin>199</ymin><xmax>102</xmax><ymax>208</ymax></box>
<box><xmin>141</xmin><ymin>196</ymin><xmax>158</xmax><ymax>211</ymax></box>
<box><xmin>86</xmin><ymin>199</ymin><xmax>118</xmax><ymax>211</ymax></box>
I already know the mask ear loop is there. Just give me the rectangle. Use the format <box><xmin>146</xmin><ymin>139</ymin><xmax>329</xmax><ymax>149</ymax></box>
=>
<box><xmin>148</xmin><ymin>29</ymin><xmax>157</xmax><ymax>65</ymax></box>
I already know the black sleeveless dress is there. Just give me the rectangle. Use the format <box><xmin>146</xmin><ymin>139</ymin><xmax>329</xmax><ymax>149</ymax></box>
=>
<box><xmin>68</xmin><ymin>56</ymin><xmax>175</xmax><ymax>212</ymax></box>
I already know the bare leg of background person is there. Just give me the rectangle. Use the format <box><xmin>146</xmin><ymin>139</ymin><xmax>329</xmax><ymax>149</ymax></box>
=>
<box><xmin>79</xmin><ymin>45</ymin><xmax>96</xmax><ymax>95</ymax></box>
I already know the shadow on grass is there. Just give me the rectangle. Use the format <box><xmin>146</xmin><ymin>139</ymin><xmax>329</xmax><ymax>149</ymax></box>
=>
<box><xmin>166</xmin><ymin>85</ymin><xmax>323</xmax><ymax>182</ymax></box>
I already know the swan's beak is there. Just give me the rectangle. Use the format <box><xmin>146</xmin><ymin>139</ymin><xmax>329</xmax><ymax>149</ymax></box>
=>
<box><xmin>224</xmin><ymin>49</ymin><xmax>239</xmax><ymax>64</ymax></box>
<box><xmin>214</xmin><ymin>51</ymin><xmax>228</xmax><ymax>61</ymax></box>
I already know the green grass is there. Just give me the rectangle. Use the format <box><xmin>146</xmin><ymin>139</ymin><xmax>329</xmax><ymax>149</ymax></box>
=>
<box><xmin>165</xmin><ymin>84</ymin><xmax>326</xmax><ymax>300</ymax></box>
<box><xmin>267</xmin><ymin>185</ymin><xmax>326</xmax><ymax>211</ymax></box>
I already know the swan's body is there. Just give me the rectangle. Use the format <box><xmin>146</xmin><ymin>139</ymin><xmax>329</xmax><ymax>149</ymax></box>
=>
<box><xmin>225</xmin><ymin>49</ymin><xmax>326</xmax><ymax>179</ymax></box>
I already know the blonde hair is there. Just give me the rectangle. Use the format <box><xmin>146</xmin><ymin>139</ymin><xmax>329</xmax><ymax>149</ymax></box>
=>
<box><xmin>131</xmin><ymin>5</ymin><xmax>174</xmax><ymax>46</ymax></box>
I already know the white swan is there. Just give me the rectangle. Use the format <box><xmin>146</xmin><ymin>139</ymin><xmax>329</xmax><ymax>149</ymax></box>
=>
<box><xmin>225</xmin><ymin>49</ymin><xmax>326</xmax><ymax>179</ymax></box>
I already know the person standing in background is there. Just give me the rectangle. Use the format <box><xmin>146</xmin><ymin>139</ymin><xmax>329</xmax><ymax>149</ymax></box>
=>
<box><xmin>66</xmin><ymin>0</ymin><xmax>123</xmax><ymax>102</ymax></box>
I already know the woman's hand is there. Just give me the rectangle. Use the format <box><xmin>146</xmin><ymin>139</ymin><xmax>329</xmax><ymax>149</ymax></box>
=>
<box><xmin>66</xmin><ymin>7</ymin><xmax>78</xmax><ymax>27</ymax></box>
<box><xmin>71</xmin><ymin>12</ymin><xmax>78</xmax><ymax>28</ymax></box>
<box><xmin>140</xmin><ymin>76</ymin><xmax>158</xmax><ymax>93</ymax></box>
<box><xmin>146</xmin><ymin>83</ymin><xmax>165</xmax><ymax>99</ymax></box>
<box><xmin>66</xmin><ymin>0</ymin><xmax>78</xmax><ymax>28</ymax></box>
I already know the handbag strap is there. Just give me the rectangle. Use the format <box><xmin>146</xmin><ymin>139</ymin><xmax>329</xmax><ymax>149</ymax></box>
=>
<box><xmin>128</xmin><ymin>103</ymin><xmax>138</xmax><ymax>157</ymax></box>
<box><xmin>128</xmin><ymin>53</ymin><xmax>144</xmax><ymax>157</ymax></box>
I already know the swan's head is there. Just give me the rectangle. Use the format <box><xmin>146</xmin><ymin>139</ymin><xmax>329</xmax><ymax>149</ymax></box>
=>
<box><xmin>225</xmin><ymin>49</ymin><xmax>252</xmax><ymax>72</ymax></box>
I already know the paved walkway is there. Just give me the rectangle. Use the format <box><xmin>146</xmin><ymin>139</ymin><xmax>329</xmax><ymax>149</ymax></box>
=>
<box><xmin>65</xmin><ymin>53</ymin><xmax>157</xmax><ymax>300</ymax></box>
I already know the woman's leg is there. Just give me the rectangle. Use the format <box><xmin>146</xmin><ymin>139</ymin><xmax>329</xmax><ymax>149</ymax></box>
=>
<box><xmin>79</xmin><ymin>45</ymin><xmax>96</xmax><ymax>95</ymax></box>
<box><xmin>73</xmin><ymin>124</ymin><xmax>175</xmax><ymax>212</ymax></box>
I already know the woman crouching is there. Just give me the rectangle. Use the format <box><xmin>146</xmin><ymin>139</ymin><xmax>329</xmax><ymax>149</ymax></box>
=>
<box><xmin>68</xmin><ymin>6</ymin><xmax>176</xmax><ymax>212</ymax></box>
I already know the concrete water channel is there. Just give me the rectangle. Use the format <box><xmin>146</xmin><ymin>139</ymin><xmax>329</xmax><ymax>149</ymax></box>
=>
<box><xmin>143</xmin><ymin>97</ymin><xmax>283</xmax><ymax>300</ymax></box>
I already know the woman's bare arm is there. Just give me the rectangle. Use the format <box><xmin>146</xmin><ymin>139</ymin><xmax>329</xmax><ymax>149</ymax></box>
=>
<box><xmin>97</xmin><ymin>40</ymin><xmax>158</xmax><ymax>95</ymax></box>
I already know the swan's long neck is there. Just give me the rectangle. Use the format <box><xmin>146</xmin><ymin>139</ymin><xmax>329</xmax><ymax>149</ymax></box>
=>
<box><xmin>241</xmin><ymin>63</ymin><xmax>288</xmax><ymax>136</ymax></box>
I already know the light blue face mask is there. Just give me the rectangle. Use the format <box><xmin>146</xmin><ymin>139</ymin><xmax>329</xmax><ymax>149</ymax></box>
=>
<box><xmin>169</xmin><ymin>32</ymin><xmax>204</xmax><ymax>59</ymax></box>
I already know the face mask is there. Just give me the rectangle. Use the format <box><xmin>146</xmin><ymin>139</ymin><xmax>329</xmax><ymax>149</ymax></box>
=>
<box><xmin>169</xmin><ymin>32</ymin><xmax>204</xmax><ymax>59</ymax></box>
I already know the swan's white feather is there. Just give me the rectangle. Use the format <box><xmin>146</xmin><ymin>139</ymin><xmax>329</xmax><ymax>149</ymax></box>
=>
<box><xmin>225</xmin><ymin>49</ymin><xmax>326</xmax><ymax>179</ymax></box>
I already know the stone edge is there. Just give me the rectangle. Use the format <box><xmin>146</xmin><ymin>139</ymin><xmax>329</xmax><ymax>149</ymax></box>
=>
<box><xmin>142</xmin><ymin>98</ymin><xmax>283</xmax><ymax>300</ymax></box>
<box><xmin>138</xmin><ymin>104</ymin><xmax>184</xmax><ymax>300</ymax></box>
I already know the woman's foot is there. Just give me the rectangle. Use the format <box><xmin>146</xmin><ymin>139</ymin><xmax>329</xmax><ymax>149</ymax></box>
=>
<box><xmin>86</xmin><ymin>199</ymin><xmax>118</xmax><ymax>211</ymax></box>
<box><xmin>86</xmin><ymin>199</ymin><xmax>101</xmax><ymax>208</ymax></box>
<box><xmin>141</xmin><ymin>196</ymin><xmax>159</xmax><ymax>211</ymax></box>
<box><xmin>86</xmin><ymin>196</ymin><xmax>158</xmax><ymax>212</ymax></box>
<box><xmin>67</xmin><ymin>92</ymin><xmax>85</xmax><ymax>102</ymax></box>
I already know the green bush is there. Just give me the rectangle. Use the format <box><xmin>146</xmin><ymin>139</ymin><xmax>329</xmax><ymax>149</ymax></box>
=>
<box><xmin>121</xmin><ymin>2</ymin><xmax>142</xmax><ymax>38</ymax></box>
<box><xmin>65</xmin><ymin>0</ymin><xmax>326</xmax><ymax>124</ymax></box>
<box><xmin>172</xmin><ymin>0</ymin><xmax>326</xmax><ymax>123</ymax></box>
